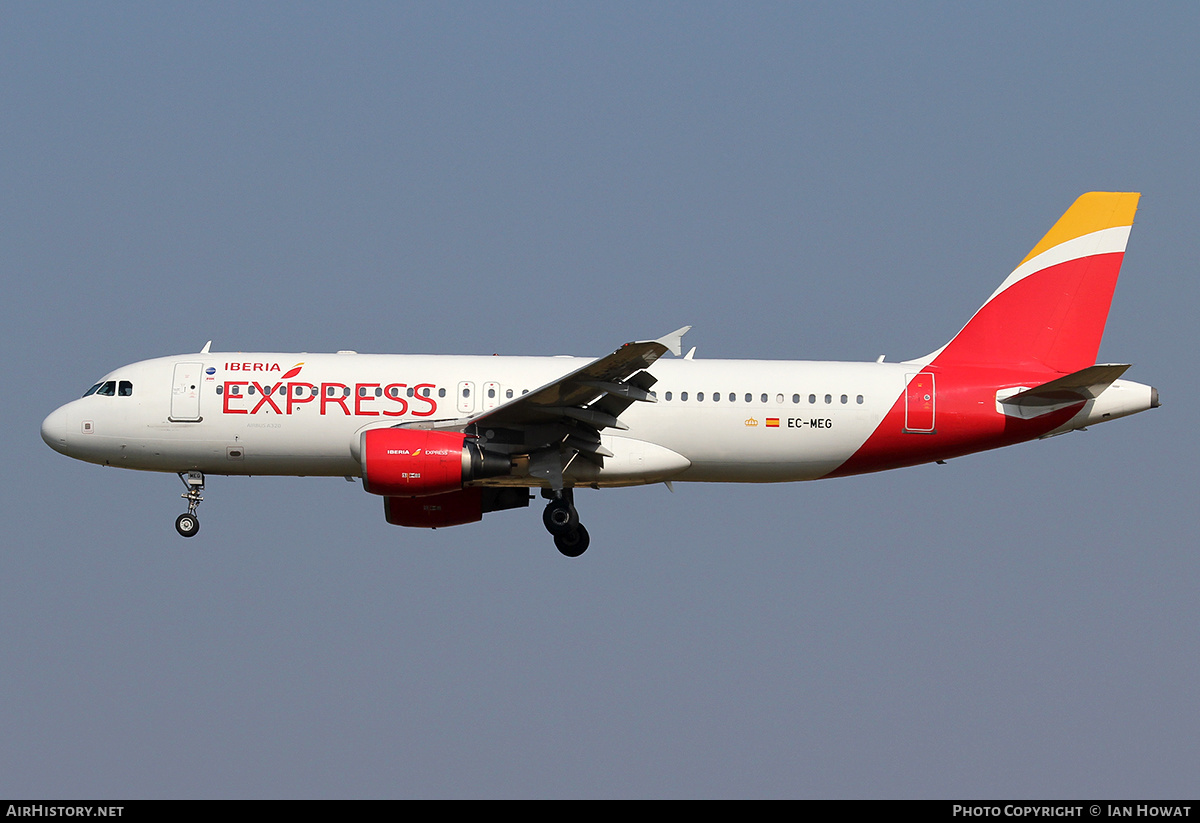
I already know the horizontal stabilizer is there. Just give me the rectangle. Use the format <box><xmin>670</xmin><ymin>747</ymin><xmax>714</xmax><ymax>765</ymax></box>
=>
<box><xmin>1005</xmin><ymin>364</ymin><xmax>1131</xmax><ymax>407</ymax></box>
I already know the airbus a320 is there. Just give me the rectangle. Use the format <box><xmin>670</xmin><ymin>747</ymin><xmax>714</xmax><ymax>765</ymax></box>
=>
<box><xmin>42</xmin><ymin>192</ymin><xmax>1159</xmax><ymax>556</ymax></box>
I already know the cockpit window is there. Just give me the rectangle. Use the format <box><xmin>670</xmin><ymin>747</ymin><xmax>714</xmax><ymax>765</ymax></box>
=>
<box><xmin>83</xmin><ymin>383</ymin><xmax>103</xmax><ymax>397</ymax></box>
<box><xmin>118</xmin><ymin>381</ymin><xmax>133</xmax><ymax>396</ymax></box>
<box><xmin>95</xmin><ymin>381</ymin><xmax>117</xmax><ymax>397</ymax></box>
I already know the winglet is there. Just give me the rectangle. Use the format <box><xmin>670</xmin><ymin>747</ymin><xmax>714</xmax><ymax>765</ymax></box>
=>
<box><xmin>655</xmin><ymin>326</ymin><xmax>691</xmax><ymax>357</ymax></box>
<box><xmin>200</xmin><ymin>340</ymin><xmax>212</xmax><ymax>354</ymax></box>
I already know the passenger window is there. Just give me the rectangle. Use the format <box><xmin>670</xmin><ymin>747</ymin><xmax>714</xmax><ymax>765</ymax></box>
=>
<box><xmin>792</xmin><ymin>394</ymin><xmax>799</xmax><ymax>404</ymax></box>
<box><xmin>760</xmin><ymin>393</ymin><xmax>768</xmax><ymax>403</ymax></box>
<box><xmin>248</xmin><ymin>385</ymin><xmax>256</xmax><ymax>395</ymax></box>
<box><xmin>729</xmin><ymin>393</ymin><xmax>736</xmax><ymax>402</ymax></box>
<box><xmin>776</xmin><ymin>394</ymin><xmax>784</xmax><ymax>404</ymax></box>
<box><xmin>488</xmin><ymin>388</ymin><xmax>496</xmax><ymax>399</ymax></box>
<box><xmin>665</xmin><ymin>391</ymin><xmax>673</xmax><ymax>401</ymax></box>
<box><xmin>697</xmin><ymin>392</ymin><xmax>704</xmax><ymax>401</ymax></box>
<box><xmin>857</xmin><ymin>395</ymin><xmax>864</xmax><ymax>404</ymax></box>
<box><xmin>744</xmin><ymin>393</ymin><xmax>752</xmax><ymax>403</ymax></box>
<box><xmin>407</xmin><ymin>388</ymin><xmax>414</xmax><ymax>397</ymax></box>
<box><xmin>216</xmin><ymin>385</ymin><xmax>224</xmax><ymax>395</ymax></box>
<box><xmin>712</xmin><ymin>392</ymin><xmax>719</xmax><ymax>402</ymax></box>
<box><xmin>681</xmin><ymin>392</ymin><xmax>688</xmax><ymax>401</ymax></box>
<box><xmin>825</xmin><ymin>394</ymin><xmax>832</xmax><ymax>404</ymax></box>
<box><xmin>505</xmin><ymin>389</ymin><xmax>512</xmax><ymax>399</ymax></box>
<box><xmin>441</xmin><ymin>389</ymin><xmax>448</xmax><ymax>398</ymax></box>
<box><xmin>841</xmin><ymin>394</ymin><xmax>848</xmax><ymax>404</ymax></box>
<box><xmin>809</xmin><ymin>394</ymin><xmax>816</xmax><ymax>404</ymax></box>
<box><xmin>422</xmin><ymin>388</ymin><xmax>430</xmax><ymax>397</ymax></box>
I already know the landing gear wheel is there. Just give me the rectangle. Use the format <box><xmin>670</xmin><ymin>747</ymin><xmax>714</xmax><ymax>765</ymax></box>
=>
<box><xmin>543</xmin><ymin>500</ymin><xmax>579</xmax><ymax>535</ymax></box>
<box><xmin>554</xmin><ymin>524</ymin><xmax>590</xmax><ymax>558</ymax></box>
<box><xmin>175</xmin><ymin>471</ymin><xmax>205</xmax><ymax>538</ymax></box>
<box><xmin>175</xmin><ymin>513</ymin><xmax>200</xmax><ymax>538</ymax></box>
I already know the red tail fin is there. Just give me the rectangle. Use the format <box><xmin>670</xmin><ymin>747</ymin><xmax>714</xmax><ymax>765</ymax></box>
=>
<box><xmin>926</xmin><ymin>192</ymin><xmax>1140</xmax><ymax>372</ymax></box>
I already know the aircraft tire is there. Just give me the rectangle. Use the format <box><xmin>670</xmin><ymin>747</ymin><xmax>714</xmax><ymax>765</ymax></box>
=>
<box><xmin>554</xmin><ymin>524</ymin><xmax>589</xmax><ymax>558</ymax></box>
<box><xmin>175</xmin><ymin>513</ymin><xmax>200</xmax><ymax>538</ymax></box>
<box><xmin>542</xmin><ymin>500</ymin><xmax>579</xmax><ymax>535</ymax></box>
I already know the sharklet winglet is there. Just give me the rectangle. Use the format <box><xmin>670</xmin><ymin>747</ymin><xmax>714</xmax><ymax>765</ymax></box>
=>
<box><xmin>655</xmin><ymin>326</ymin><xmax>691</xmax><ymax>357</ymax></box>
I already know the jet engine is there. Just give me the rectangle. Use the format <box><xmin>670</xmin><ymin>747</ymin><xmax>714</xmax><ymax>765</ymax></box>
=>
<box><xmin>359</xmin><ymin>428</ymin><xmax>511</xmax><ymax>497</ymax></box>
<box><xmin>383</xmin><ymin>486</ymin><xmax>531</xmax><ymax>528</ymax></box>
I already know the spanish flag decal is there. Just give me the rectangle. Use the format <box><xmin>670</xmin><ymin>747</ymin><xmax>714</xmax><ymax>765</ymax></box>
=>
<box><xmin>766</xmin><ymin>418</ymin><xmax>780</xmax><ymax>427</ymax></box>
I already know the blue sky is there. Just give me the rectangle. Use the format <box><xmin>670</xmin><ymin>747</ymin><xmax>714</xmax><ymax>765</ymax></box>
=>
<box><xmin>3</xmin><ymin>2</ymin><xmax>1197</xmax><ymax>798</ymax></box>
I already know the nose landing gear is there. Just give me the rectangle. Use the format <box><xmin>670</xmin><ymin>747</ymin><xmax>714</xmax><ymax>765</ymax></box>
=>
<box><xmin>175</xmin><ymin>471</ymin><xmax>204</xmax><ymax>537</ymax></box>
<box><xmin>542</xmin><ymin>489</ymin><xmax>589</xmax><ymax>557</ymax></box>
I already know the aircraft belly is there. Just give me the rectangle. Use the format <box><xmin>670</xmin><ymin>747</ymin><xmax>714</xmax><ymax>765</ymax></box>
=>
<box><xmin>674</xmin><ymin>460</ymin><xmax>842</xmax><ymax>483</ymax></box>
<box><xmin>73</xmin><ymin>435</ymin><xmax>349</xmax><ymax>476</ymax></box>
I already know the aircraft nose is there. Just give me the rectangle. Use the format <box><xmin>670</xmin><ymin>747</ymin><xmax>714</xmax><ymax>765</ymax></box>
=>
<box><xmin>41</xmin><ymin>405</ymin><xmax>69</xmax><ymax>454</ymax></box>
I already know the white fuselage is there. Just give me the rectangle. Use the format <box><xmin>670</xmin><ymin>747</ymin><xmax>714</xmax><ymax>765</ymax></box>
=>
<box><xmin>40</xmin><ymin>350</ymin><xmax>1153</xmax><ymax>488</ymax></box>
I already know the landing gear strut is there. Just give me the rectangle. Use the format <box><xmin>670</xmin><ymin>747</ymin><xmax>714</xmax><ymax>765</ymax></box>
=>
<box><xmin>542</xmin><ymin>489</ymin><xmax>589</xmax><ymax>557</ymax></box>
<box><xmin>175</xmin><ymin>471</ymin><xmax>204</xmax><ymax>537</ymax></box>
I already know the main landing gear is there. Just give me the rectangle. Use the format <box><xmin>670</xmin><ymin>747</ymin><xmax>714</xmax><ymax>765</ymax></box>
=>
<box><xmin>175</xmin><ymin>471</ymin><xmax>204</xmax><ymax>537</ymax></box>
<box><xmin>542</xmin><ymin>489</ymin><xmax>589</xmax><ymax>558</ymax></box>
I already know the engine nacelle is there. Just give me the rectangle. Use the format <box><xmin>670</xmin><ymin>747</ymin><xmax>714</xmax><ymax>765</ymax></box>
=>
<box><xmin>360</xmin><ymin>428</ymin><xmax>510</xmax><ymax>497</ymax></box>
<box><xmin>385</xmin><ymin>487</ymin><xmax>485</xmax><ymax>527</ymax></box>
<box><xmin>384</xmin><ymin>487</ymin><xmax>532</xmax><ymax>528</ymax></box>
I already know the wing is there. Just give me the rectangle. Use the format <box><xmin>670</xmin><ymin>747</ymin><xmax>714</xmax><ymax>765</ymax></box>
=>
<box><xmin>401</xmin><ymin>326</ymin><xmax>690</xmax><ymax>489</ymax></box>
<box><xmin>471</xmin><ymin>325</ymin><xmax>689</xmax><ymax>429</ymax></box>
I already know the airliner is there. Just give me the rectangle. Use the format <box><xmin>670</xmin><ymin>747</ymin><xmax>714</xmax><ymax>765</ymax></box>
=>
<box><xmin>41</xmin><ymin>192</ymin><xmax>1158</xmax><ymax>556</ymax></box>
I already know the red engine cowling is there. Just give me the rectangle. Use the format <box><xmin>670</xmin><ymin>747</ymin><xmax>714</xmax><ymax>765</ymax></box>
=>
<box><xmin>360</xmin><ymin>428</ymin><xmax>510</xmax><ymax>497</ymax></box>
<box><xmin>383</xmin><ymin>486</ymin><xmax>532</xmax><ymax>528</ymax></box>
<box><xmin>384</xmin><ymin>488</ymin><xmax>485</xmax><ymax>528</ymax></box>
